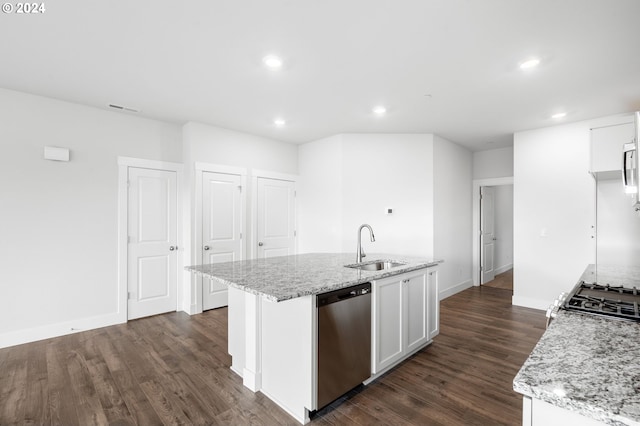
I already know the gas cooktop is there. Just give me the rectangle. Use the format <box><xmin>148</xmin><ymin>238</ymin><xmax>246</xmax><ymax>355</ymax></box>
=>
<box><xmin>562</xmin><ymin>281</ymin><xmax>640</xmax><ymax>322</ymax></box>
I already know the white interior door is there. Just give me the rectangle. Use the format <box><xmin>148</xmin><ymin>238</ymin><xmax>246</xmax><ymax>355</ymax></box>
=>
<box><xmin>202</xmin><ymin>171</ymin><xmax>242</xmax><ymax>310</ymax></box>
<box><xmin>480</xmin><ymin>186</ymin><xmax>496</xmax><ymax>284</ymax></box>
<box><xmin>127</xmin><ymin>167</ymin><xmax>178</xmax><ymax>320</ymax></box>
<box><xmin>256</xmin><ymin>177</ymin><xmax>296</xmax><ymax>258</ymax></box>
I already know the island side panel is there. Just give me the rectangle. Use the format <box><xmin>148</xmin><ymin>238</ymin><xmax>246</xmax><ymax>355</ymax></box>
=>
<box><xmin>261</xmin><ymin>294</ymin><xmax>315</xmax><ymax>424</ymax></box>
<box><xmin>228</xmin><ymin>286</ymin><xmax>246</xmax><ymax>377</ymax></box>
<box><xmin>242</xmin><ymin>291</ymin><xmax>262</xmax><ymax>391</ymax></box>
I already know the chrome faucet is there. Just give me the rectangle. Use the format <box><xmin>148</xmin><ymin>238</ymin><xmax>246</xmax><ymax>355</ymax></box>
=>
<box><xmin>356</xmin><ymin>224</ymin><xmax>376</xmax><ymax>263</ymax></box>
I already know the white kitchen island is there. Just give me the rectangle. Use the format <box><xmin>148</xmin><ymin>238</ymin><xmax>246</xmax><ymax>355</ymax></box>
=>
<box><xmin>187</xmin><ymin>253</ymin><xmax>442</xmax><ymax>424</ymax></box>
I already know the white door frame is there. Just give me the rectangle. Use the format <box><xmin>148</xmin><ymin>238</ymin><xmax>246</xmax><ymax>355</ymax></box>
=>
<box><xmin>193</xmin><ymin>162</ymin><xmax>247</xmax><ymax>314</ymax></box>
<box><xmin>117</xmin><ymin>156</ymin><xmax>184</xmax><ymax>322</ymax></box>
<box><xmin>251</xmin><ymin>169</ymin><xmax>298</xmax><ymax>260</ymax></box>
<box><xmin>472</xmin><ymin>176</ymin><xmax>513</xmax><ymax>286</ymax></box>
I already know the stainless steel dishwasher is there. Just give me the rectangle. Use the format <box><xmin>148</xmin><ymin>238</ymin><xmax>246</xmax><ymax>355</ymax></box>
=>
<box><xmin>316</xmin><ymin>282</ymin><xmax>371</xmax><ymax>410</ymax></box>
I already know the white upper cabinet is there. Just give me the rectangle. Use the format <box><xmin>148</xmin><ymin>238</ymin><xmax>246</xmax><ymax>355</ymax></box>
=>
<box><xmin>590</xmin><ymin>122</ymin><xmax>634</xmax><ymax>176</ymax></box>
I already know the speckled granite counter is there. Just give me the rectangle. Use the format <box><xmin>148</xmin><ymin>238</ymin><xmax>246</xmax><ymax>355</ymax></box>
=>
<box><xmin>186</xmin><ymin>252</ymin><xmax>441</xmax><ymax>302</ymax></box>
<box><xmin>513</xmin><ymin>265</ymin><xmax>640</xmax><ymax>426</ymax></box>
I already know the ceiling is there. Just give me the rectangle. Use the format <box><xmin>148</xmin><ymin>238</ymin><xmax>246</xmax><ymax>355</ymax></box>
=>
<box><xmin>1</xmin><ymin>0</ymin><xmax>639</xmax><ymax>151</ymax></box>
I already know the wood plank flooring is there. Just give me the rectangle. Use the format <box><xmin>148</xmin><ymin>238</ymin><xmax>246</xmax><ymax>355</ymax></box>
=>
<box><xmin>482</xmin><ymin>269</ymin><xmax>513</xmax><ymax>291</ymax></box>
<box><xmin>0</xmin><ymin>285</ymin><xmax>545</xmax><ymax>425</ymax></box>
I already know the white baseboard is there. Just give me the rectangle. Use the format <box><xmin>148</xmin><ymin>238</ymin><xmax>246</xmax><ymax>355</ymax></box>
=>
<box><xmin>0</xmin><ymin>312</ymin><xmax>126</xmax><ymax>349</ymax></box>
<box><xmin>440</xmin><ymin>279</ymin><xmax>473</xmax><ymax>300</ymax></box>
<box><xmin>187</xmin><ymin>303</ymin><xmax>199</xmax><ymax>315</ymax></box>
<box><xmin>495</xmin><ymin>263</ymin><xmax>514</xmax><ymax>275</ymax></box>
<box><xmin>512</xmin><ymin>295</ymin><xmax>549</xmax><ymax>311</ymax></box>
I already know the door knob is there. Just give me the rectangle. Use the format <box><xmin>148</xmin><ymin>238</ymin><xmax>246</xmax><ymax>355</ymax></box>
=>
<box><xmin>204</xmin><ymin>246</ymin><xmax>210</xmax><ymax>250</ymax></box>
<box><xmin>169</xmin><ymin>246</ymin><xmax>177</xmax><ymax>251</ymax></box>
<box><xmin>258</xmin><ymin>242</ymin><xmax>264</xmax><ymax>246</ymax></box>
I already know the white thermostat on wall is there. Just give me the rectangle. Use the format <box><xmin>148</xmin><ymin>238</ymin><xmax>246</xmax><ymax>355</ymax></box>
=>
<box><xmin>44</xmin><ymin>146</ymin><xmax>70</xmax><ymax>162</ymax></box>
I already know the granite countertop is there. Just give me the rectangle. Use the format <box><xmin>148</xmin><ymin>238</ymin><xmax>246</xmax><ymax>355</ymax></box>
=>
<box><xmin>186</xmin><ymin>252</ymin><xmax>442</xmax><ymax>302</ymax></box>
<box><xmin>513</xmin><ymin>265</ymin><xmax>640</xmax><ymax>426</ymax></box>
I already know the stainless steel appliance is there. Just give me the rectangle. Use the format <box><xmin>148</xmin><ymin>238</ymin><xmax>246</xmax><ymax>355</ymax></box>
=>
<box><xmin>316</xmin><ymin>283</ymin><xmax>371</xmax><ymax>410</ymax></box>
<box><xmin>547</xmin><ymin>278</ymin><xmax>640</xmax><ymax>327</ymax></box>
<box><xmin>622</xmin><ymin>111</ymin><xmax>640</xmax><ymax>205</ymax></box>
<box><xmin>562</xmin><ymin>281</ymin><xmax>640</xmax><ymax>321</ymax></box>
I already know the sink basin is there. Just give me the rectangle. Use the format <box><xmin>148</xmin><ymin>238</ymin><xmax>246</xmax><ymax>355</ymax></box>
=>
<box><xmin>345</xmin><ymin>260</ymin><xmax>406</xmax><ymax>271</ymax></box>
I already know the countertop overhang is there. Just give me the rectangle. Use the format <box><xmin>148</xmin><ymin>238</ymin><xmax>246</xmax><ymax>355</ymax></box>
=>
<box><xmin>513</xmin><ymin>265</ymin><xmax>640</xmax><ymax>426</ymax></box>
<box><xmin>186</xmin><ymin>253</ymin><xmax>442</xmax><ymax>302</ymax></box>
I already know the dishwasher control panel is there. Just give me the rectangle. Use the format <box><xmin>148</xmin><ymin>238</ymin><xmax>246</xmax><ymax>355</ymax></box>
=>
<box><xmin>316</xmin><ymin>282</ymin><xmax>372</xmax><ymax>307</ymax></box>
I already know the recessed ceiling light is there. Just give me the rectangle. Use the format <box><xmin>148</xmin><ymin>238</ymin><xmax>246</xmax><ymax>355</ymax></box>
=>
<box><xmin>263</xmin><ymin>55</ymin><xmax>283</xmax><ymax>69</ymax></box>
<box><xmin>274</xmin><ymin>118</ymin><xmax>286</xmax><ymax>127</ymax></box>
<box><xmin>551</xmin><ymin>112</ymin><xmax>567</xmax><ymax>119</ymax></box>
<box><xmin>519</xmin><ymin>58</ymin><xmax>540</xmax><ymax>69</ymax></box>
<box><xmin>372</xmin><ymin>106</ymin><xmax>387</xmax><ymax>115</ymax></box>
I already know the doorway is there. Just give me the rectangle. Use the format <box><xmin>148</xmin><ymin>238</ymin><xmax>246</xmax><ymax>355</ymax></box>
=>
<box><xmin>253</xmin><ymin>172</ymin><xmax>297</xmax><ymax>259</ymax></box>
<box><xmin>201</xmin><ymin>170</ymin><xmax>243</xmax><ymax>310</ymax></box>
<box><xmin>194</xmin><ymin>163</ymin><xmax>247</xmax><ymax>313</ymax></box>
<box><xmin>472</xmin><ymin>177</ymin><xmax>514</xmax><ymax>290</ymax></box>
<box><xmin>118</xmin><ymin>157</ymin><xmax>183</xmax><ymax>321</ymax></box>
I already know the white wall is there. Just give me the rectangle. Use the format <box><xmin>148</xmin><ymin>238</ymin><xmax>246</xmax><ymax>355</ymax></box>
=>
<box><xmin>297</xmin><ymin>134</ymin><xmax>344</xmax><ymax>253</ymax></box>
<box><xmin>0</xmin><ymin>88</ymin><xmax>181</xmax><ymax>346</ymax></box>
<box><xmin>596</xmin><ymin>178</ymin><xmax>640</xmax><ymax>267</ymax></box>
<box><xmin>340</xmin><ymin>134</ymin><xmax>434</xmax><ymax>257</ymax></box>
<box><xmin>434</xmin><ymin>135</ymin><xmax>473</xmax><ymax>297</ymax></box>
<box><xmin>298</xmin><ymin>133</ymin><xmax>434</xmax><ymax>257</ymax></box>
<box><xmin>493</xmin><ymin>184</ymin><xmax>514</xmax><ymax>273</ymax></box>
<box><xmin>513</xmin><ymin>121</ymin><xmax>596</xmax><ymax>309</ymax></box>
<box><xmin>183</xmin><ymin>122</ymin><xmax>298</xmax><ymax>175</ymax></box>
<box><xmin>473</xmin><ymin>146</ymin><xmax>513</xmax><ymax>179</ymax></box>
<box><xmin>298</xmin><ymin>132</ymin><xmax>475</xmax><ymax>299</ymax></box>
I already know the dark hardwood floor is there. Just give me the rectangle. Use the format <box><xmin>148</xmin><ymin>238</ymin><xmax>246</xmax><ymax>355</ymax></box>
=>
<box><xmin>482</xmin><ymin>269</ymin><xmax>513</xmax><ymax>291</ymax></box>
<box><xmin>0</xmin><ymin>285</ymin><xmax>545</xmax><ymax>425</ymax></box>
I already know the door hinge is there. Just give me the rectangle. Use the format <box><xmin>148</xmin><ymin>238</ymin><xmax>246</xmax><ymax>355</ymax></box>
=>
<box><xmin>238</xmin><ymin>185</ymin><xmax>242</xmax><ymax>193</ymax></box>
<box><xmin>239</xmin><ymin>232</ymin><xmax>242</xmax><ymax>239</ymax></box>
<box><xmin>294</xmin><ymin>230</ymin><xmax>297</xmax><ymax>237</ymax></box>
<box><xmin>127</xmin><ymin>236</ymin><xmax>131</xmax><ymax>244</ymax></box>
<box><xmin>294</xmin><ymin>190</ymin><xmax>297</xmax><ymax>197</ymax></box>
<box><xmin>480</xmin><ymin>266</ymin><xmax>483</xmax><ymax>271</ymax></box>
<box><xmin>128</xmin><ymin>292</ymin><xmax>133</xmax><ymax>300</ymax></box>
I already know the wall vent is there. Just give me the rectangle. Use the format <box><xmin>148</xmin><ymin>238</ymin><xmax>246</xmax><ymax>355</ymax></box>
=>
<box><xmin>108</xmin><ymin>104</ymin><xmax>140</xmax><ymax>113</ymax></box>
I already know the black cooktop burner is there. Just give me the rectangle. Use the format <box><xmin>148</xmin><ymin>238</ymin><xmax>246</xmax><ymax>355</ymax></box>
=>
<box><xmin>562</xmin><ymin>281</ymin><xmax>640</xmax><ymax>321</ymax></box>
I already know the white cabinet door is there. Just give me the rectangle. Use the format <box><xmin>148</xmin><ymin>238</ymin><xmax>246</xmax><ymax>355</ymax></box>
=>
<box><xmin>428</xmin><ymin>270</ymin><xmax>440</xmax><ymax>339</ymax></box>
<box><xmin>405</xmin><ymin>273</ymin><xmax>429</xmax><ymax>353</ymax></box>
<box><xmin>373</xmin><ymin>277</ymin><xmax>404</xmax><ymax>373</ymax></box>
<box><xmin>373</xmin><ymin>269</ymin><xmax>434</xmax><ymax>374</ymax></box>
<box><xmin>202</xmin><ymin>171</ymin><xmax>243</xmax><ymax>310</ymax></box>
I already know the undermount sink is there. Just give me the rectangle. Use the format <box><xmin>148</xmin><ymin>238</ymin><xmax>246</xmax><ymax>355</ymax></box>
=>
<box><xmin>345</xmin><ymin>260</ymin><xmax>407</xmax><ymax>271</ymax></box>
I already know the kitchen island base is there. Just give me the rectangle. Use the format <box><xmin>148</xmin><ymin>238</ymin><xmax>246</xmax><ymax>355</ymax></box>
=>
<box><xmin>229</xmin><ymin>287</ymin><xmax>314</xmax><ymax>424</ymax></box>
<box><xmin>226</xmin><ymin>266</ymin><xmax>439</xmax><ymax>424</ymax></box>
